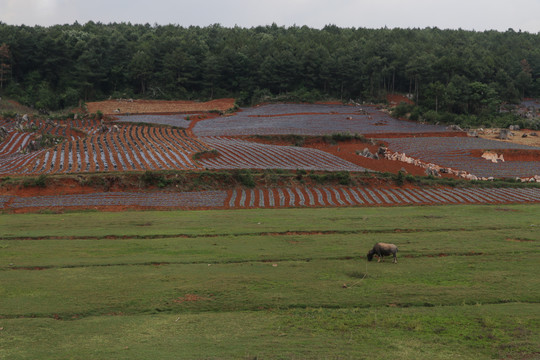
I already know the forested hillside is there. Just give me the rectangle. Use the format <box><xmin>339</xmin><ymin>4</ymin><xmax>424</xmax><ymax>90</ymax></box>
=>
<box><xmin>0</xmin><ymin>22</ymin><xmax>539</xmax><ymax>121</ymax></box>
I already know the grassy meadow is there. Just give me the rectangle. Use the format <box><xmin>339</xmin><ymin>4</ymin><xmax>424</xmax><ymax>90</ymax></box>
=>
<box><xmin>0</xmin><ymin>204</ymin><xmax>539</xmax><ymax>359</ymax></box>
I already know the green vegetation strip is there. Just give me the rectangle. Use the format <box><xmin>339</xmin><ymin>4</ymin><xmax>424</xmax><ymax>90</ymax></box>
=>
<box><xmin>0</xmin><ymin>204</ymin><xmax>538</xmax><ymax>359</ymax></box>
<box><xmin>1</xmin><ymin>304</ymin><xmax>538</xmax><ymax>360</ymax></box>
<box><xmin>1</xmin><ymin>204</ymin><xmax>539</xmax><ymax>239</ymax></box>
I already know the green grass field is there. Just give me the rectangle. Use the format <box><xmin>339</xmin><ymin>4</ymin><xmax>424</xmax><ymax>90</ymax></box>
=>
<box><xmin>1</xmin><ymin>204</ymin><xmax>539</xmax><ymax>359</ymax></box>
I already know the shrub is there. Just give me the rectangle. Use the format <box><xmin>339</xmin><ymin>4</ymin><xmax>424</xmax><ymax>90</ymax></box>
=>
<box><xmin>409</xmin><ymin>107</ymin><xmax>421</xmax><ymax>121</ymax></box>
<box><xmin>1</xmin><ymin>111</ymin><xmax>17</xmax><ymax>119</ymax></box>
<box><xmin>140</xmin><ymin>171</ymin><xmax>161</xmax><ymax>187</ymax></box>
<box><xmin>234</xmin><ymin>169</ymin><xmax>256</xmax><ymax>188</ymax></box>
<box><xmin>23</xmin><ymin>174</ymin><xmax>48</xmax><ymax>188</ymax></box>
<box><xmin>192</xmin><ymin>149</ymin><xmax>219</xmax><ymax>160</ymax></box>
<box><xmin>323</xmin><ymin>132</ymin><xmax>367</xmax><ymax>145</ymax></box>
<box><xmin>392</xmin><ymin>102</ymin><xmax>414</xmax><ymax>118</ymax></box>
<box><xmin>395</xmin><ymin>170</ymin><xmax>405</xmax><ymax>186</ymax></box>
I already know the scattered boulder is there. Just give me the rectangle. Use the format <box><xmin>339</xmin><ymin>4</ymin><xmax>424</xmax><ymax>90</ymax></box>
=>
<box><xmin>498</xmin><ymin>129</ymin><xmax>512</xmax><ymax>140</ymax></box>
<box><xmin>509</xmin><ymin>124</ymin><xmax>520</xmax><ymax>131</ymax></box>
<box><xmin>468</xmin><ymin>129</ymin><xmax>478</xmax><ymax>137</ymax></box>
<box><xmin>481</xmin><ymin>151</ymin><xmax>504</xmax><ymax>163</ymax></box>
<box><xmin>522</xmin><ymin>133</ymin><xmax>528</xmax><ymax>138</ymax></box>
<box><xmin>530</xmin><ymin>132</ymin><xmax>538</xmax><ymax>137</ymax></box>
<box><xmin>0</xmin><ymin>126</ymin><xmax>8</xmax><ymax>142</ymax></box>
<box><xmin>446</xmin><ymin>124</ymin><xmax>463</xmax><ymax>131</ymax></box>
<box><xmin>359</xmin><ymin>147</ymin><xmax>374</xmax><ymax>159</ymax></box>
<box><xmin>425</xmin><ymin>166</ymin><xmax>440</xmax><ymax>177</ymax></box>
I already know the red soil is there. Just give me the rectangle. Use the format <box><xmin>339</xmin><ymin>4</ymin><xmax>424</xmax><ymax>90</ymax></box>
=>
<box><xmin>86</xmin><ymin>98</ymin><xmax>236</xmax><ymax>115</ymax></box>
<box><xmin>306</xmin><ymin>140</ymin><xmax>428</xmax><ymax>176</ymax></box>
<box><xmin>387</xmin><ymin>94</ymin><xmax>414</xmax><ymax>106</ymax></box>
<box><xmin>244</xmin><ymin>136</ymin><xmax>432</xmax><ymax>176</ymax></box>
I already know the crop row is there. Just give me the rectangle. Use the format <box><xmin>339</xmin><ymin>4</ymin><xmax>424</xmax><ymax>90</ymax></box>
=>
<box><xmin>227</xmin><ymin>186</ymin><xmax>540</xmax><ymax>208</ymax></box>
<box><xmin>2</xmin><ymin>187</ymin><xmax>539</xmax><ymax>211</ymax></box>
<box><xmin>2</xmin><ymin>191</ymin><xmax>228</xmax><ymax>209</ymax></box>
<box><xmin>0</xmin><ymin>125</ymin><xmax>210</xmax><ymax>175</ymax></box>
<box><xmin>380</xmin><ymin>137</ymin><xmax>540</xmax><ymax>178</ymax></box>
<box><xmin>0</xmin><ymin>131</ymin><xmax>33</xmax><ymax>156</ymax></box>
<box><xmin>193</xmin><ymin>104</ymin><xmax>447</xmax><ymax>136</ymax></box>
<box><xmin>0</xmin><ymin>118</ymin><xmax>90</xmax><ymax>157</ymax></box>
<box><xmin>198</xmin><ymin>137</ymin><xmax>368</xmax><ymax>172</ymax></box>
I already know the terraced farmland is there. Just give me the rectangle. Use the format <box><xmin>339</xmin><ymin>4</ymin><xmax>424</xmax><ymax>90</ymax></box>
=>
<box><xmin>381</xmin><ymin>137</ymin><xmax>540</xmax><ymax>178</ymax></box>
<box><xmin>198</xmin><ymin>137</ymin><xmax>368</xmax><ymax>171</ymax></box>
<box><xmin>2</xmin><ymin>101</ymin><xmax>540</xmax><ymax>213</ymax></box>
<box><xmin>2</xmin><ymin>186</ymin><xmax>539</xmax><ymax>212</ymax></box>
<box><xmin>193</xmin><ymin>103</ymin><xmax>448</xmax><ymax>136</ymax></box>
<box><xmin>0</xmin><ymin>124</ymin><xmax>209</xmax><ymax>175</ymax></box>
<box><xmin>2</xmin><ymin>190</ymin><xmax>228</xmax><ymax>210</ymax></box>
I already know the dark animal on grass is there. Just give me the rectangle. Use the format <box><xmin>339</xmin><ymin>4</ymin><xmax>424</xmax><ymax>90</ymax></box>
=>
<box><xmin>367</xmin><ymin>242</ymin><xmax>398</xmax><ymax>263</ymax></box>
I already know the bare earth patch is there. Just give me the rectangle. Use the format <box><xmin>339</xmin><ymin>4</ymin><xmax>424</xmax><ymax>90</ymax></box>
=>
<box><xmin>173</xmin><ymin>294</ymin><xmax>212</xmax><ymax>303</ymax></box>
<box><xmin>477</xmin><ymin>129</ymin><xmax>540</xmax><ymax>147</ymax></box>
<box><xmin>86</xmin><ymin>98</ymin><xmax>235</xmax><ymax>115</ymax></box>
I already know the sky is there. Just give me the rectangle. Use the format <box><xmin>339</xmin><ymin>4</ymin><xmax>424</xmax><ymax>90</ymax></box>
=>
<box><xmin>1</xmin><ymin>0</ymin><xmax>539</xmax><ymax>33</ymax></box>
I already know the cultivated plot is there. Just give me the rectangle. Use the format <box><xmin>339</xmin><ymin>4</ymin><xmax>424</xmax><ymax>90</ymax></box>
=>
<box><xmin>193</xmin><ymin>103</ymin><xmax>448</xmax><ymax>136</ymax></box>
<box><xmin>198</xmin><ymin>137</ymin><xmax>368</xmax><ymax>172</ymax></box>
<box><xmin>0</xmin><ymin>125</ymin><xmax>209</xmax><ymax>175</ymax></box>
<box><xmin>380</xmin><ymin>137</ymin><xmax>540</xmax><ymax>178</ymax></box>
<box><xmin>2</xmin><ymin>186</ymin><xmax>539</xmax><ymax>211</ymax></box>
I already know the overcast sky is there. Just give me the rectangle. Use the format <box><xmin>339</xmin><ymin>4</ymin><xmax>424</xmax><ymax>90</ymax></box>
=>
<box><xmin>2</xmin><ymin>0</ymin><xmax>539</xmax><ymax>33</ymax></box>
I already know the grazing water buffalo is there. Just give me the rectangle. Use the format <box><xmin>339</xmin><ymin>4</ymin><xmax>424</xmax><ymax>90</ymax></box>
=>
<box><xmin>367</xmin><ymin>242</ymin><xmax>398</xmax><ymax>263</ymax></box>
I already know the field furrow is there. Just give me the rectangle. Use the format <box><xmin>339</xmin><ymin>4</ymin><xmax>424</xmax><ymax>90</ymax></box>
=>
<box><xmin>2</xmin><ymin>186</ymin><xmax>539</xmax><ymax>212</ymax></box>
<box><xmin>199</xmin><ymin>137</ymin><xmax>367</xmax><ymax>172</ymax></box>
<box><xmin>380</xmin><ymin>136</ymin><xmax>540</xmax><ymax>178</ymax></box>
<box><xmin>0</xmin><ymin>124</ymin><xmax>204</xmax><ymax>175</ymax></box>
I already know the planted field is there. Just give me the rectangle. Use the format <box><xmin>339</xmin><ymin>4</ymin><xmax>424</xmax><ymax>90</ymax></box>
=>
<box><xmin>227</xmin><ymin>186</ymin><xmax>540</xmax><ymax>208</ymax></box>
<box><xmin>2</xmin><ymin>186</ymin><xmax>539</xmax><ymax>212</ymax></box>
<box><xmin>2</xmin><ymin>190</ymin><xmax>228</xmax><ymax>210</ymax></box>
<box><xmin>381</xmin><ymin>136</ymin><xmax>540</xmax><ymax>178</ymax></box>
<box><xmin>192</xmin><ymin>103</ymin><xmax>447</xmax><ymax>136</ymax></box>
<box><xmin>0</xmin><ymin>125</ymin><xmax>209</xmax><ymax>175</ymax></box>
<box><xmin>198</xmin><ymin>136</ymin><xmax>368</xmax><ymax>171</ymax></box>
<box><xmin>0</xmin><ymin>205</ymin><xmax>539</xmax><ymax>359</ymax></box>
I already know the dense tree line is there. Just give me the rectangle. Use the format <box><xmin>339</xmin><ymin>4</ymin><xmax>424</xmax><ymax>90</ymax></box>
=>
<box><xmin>0</xmin><ymin>22</ymin><xmax>539</xmax><ymax>123</ymax></box>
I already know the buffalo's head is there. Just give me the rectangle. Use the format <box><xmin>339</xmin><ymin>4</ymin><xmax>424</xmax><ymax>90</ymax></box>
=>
<box><xmin>367</xmin><ymin>250</ymin><xmax>375</xmax><ymax>261</ymax></box>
